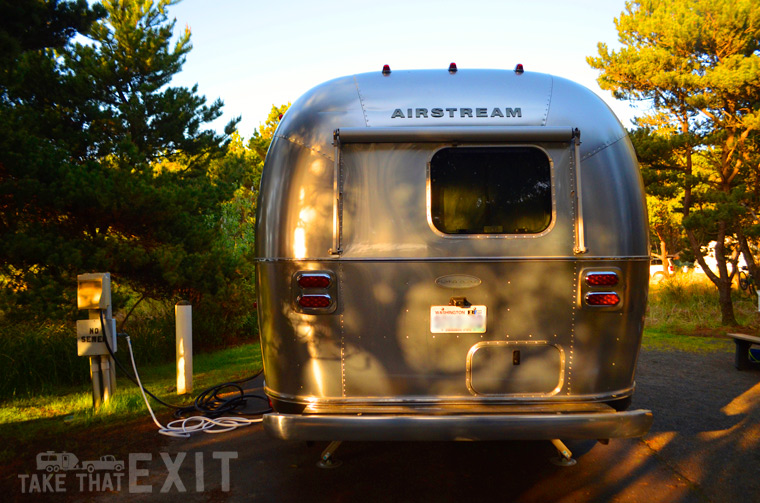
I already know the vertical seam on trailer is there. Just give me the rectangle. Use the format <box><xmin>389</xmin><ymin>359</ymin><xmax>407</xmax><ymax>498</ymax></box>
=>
<box><xmin>569</xmin><ymin>132</ymin><xmax>580</xmax><ymax>255</ymax></box>
<box><xmin>567</xmin><ymin>142</ymin><xmax>578</xmax><ymax>396</ymax></box>
<box><xmin>568</xmin><ymin>262</ymin><xmax>577</xmax><ymax>395</ymax></box>
<box><xmin>353</xmin><ymin>75</ymin><xmax>370</xmax><ymax>127</ymax></box>
<box><xmin>339</xmin><ymin>151</ymin><xmax>344</xmax><ymax>252</ymax></box>
<box><xmin>340</xmin><ymin>262</ymin><xmax>346</xmax><ymax>397</ymax></box>
<box><xmin>541</xmin><ymin>76</ymin><xmax>554</xmax><ymax>126</ymax></box>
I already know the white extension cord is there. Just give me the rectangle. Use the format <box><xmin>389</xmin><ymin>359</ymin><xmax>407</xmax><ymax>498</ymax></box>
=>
<box><xmin>126</xmin><ymin>335</ymin><xmax>262</xmax><ymax>438</ymax></box>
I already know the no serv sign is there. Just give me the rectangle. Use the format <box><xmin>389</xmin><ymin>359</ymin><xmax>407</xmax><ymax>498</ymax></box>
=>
<box><xmin>76</xmin><ymin>318</ymin><xmax>116</xmax><ymax>357</ymax></box>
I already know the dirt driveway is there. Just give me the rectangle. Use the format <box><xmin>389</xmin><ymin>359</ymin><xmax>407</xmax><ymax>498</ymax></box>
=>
<box><xmin>7</xmin><ymin>345</ymin><xmax>760</xmax><ymax>502</ymax></box>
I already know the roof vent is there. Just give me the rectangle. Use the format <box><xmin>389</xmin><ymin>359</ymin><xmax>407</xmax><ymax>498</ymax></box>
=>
<box><xmin>382</xmin><ymin>64</ymin><xmax>391</xmax><ymax>76</ymax></box>
<box><xmin>448</xmin><ymin>62</ymin><xmax>457</xmax><ymax>73</ymax></box>
<box><xmin>514</xmin><ymin>63</ymin><xmax>524</xmax><ymax>75</ymax></box>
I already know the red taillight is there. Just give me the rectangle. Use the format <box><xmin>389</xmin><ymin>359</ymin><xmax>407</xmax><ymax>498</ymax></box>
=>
<box><xmin>586</xmin><ymin>292</ymin><xmax>620</xmax><ymax>306</ymax></box>
<box><xmin>585</xmin><ymin>272</ymin><xmax>619</xmax><ymax>287</ymax></box>
<box><xmin>297</xmin><ymin>274</ymin><xmax>331</xmax><ymax>289</ymax></box>
<box><xmin>294</xmin><ymin>270</ymin><xmax>336</xmax><ymax>313</ymax></box>
<box><xmin>298</xmin><ymin>295</ymin><xmax>332</xmax><ymax>309</ymax></box>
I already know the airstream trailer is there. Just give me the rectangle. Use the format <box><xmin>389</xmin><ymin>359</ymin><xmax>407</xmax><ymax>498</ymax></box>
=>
<box><xmin>255</xmin><ymin>66</ymin><xmax>652</xmax><ymax>462</ymax></box>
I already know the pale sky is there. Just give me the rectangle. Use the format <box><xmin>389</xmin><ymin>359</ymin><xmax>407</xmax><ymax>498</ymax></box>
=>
<box><xmin>168</xmin><ymin>0</ymin><xmax>643</xmax><ymax>138</ymax></box>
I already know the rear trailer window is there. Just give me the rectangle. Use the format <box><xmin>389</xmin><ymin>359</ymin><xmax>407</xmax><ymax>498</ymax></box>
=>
<box><xmin>430</xmin><ymin>147</ymin><xmax>552</xmax><ymax>235</ymax></box>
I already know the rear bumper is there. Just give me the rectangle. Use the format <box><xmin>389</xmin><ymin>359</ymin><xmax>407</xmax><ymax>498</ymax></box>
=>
<box><xmin>263</xmin><ymin>408</ymin><xmax>653</xmax><ymax>441</ymax></box>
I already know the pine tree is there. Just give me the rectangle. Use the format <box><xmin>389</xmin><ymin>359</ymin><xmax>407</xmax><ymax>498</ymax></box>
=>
<box><xmin>0</xmin><ymin>0</ymin><xmax>241</xmax><ymax>320</ymax></box>
<box><xmin>589</xmin><ymin>0</ymin><xmax>760</xmax><ymax>325</ymax></box>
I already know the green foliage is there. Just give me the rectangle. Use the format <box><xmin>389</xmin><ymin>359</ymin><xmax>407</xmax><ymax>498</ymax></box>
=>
<box><xmin>0</xmin><ymin>2</ymin><xmax>291</xmax><ymax>401</ymax></box>
<box><xmin>590</xmin><ymin>0</ymin><xmax>760</xmax><ymax>325</ymax></box>
<box><xmin>67</xmin><ymin>0</ymin><xmax>237</xmax><ymax>166</ymax></box>
<box><xmin>0</xmin><ymin>320</ymin><xmax>88</xmax><ymax>398</ymax></box>
<box><xmin>0</xmin><ymin>97</ymin><xmax>290</xmax><ymax>400</ymax></box>
<box><xmin>591</xmin><ymin>0</ymin><xmax>760</xmax><ymax>121</ymax></box>
<box><xmin>248</xmin><ymin>103</ymin><xmax>290</xmax><ymax>165</ymax></box>
<box><xmin>0</xmin><ymin>0</ymin><xmax>247</xmax><ymax>324</ymax></box>
<box><xmin>0</xmin><ymin>0</ymin><xmax>105</xmax><ymax>66</ymax></box>
<box><xmin>195</xmin><ymin>107</ymin><xmax>289</xmax><ymax>343</ymax></box>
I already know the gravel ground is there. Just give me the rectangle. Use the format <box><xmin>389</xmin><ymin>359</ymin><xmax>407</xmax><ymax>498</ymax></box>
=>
<box><xmin>633</xmin><ymin>347</ymin><xmax>760</xmax><ymax>503</ymax></box>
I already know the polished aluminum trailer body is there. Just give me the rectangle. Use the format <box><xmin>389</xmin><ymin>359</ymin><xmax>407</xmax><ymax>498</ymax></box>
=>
<box><xmin>255</xmin><ymin>68</ymin><xmax>652</xmax><ymax>441</ymax></box>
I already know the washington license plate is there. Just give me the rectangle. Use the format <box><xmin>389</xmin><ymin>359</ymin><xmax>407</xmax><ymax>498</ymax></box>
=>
<box><xmin>430</xmin><ymin>305</ymin><xmax>487</xmax><ymax>334</ymax></box>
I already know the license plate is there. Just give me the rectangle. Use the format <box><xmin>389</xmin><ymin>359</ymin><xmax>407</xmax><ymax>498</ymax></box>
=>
<box><xmin>430</xmin><ymin>305</ymin><xmax>487</xmax><ymax>333</ymax></box>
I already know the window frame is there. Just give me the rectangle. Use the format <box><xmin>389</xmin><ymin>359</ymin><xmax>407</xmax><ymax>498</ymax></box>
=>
<box><xmin>425</xmin><ymin>144</ymin><xmax>557</xmax><ymax>239</ymax></box>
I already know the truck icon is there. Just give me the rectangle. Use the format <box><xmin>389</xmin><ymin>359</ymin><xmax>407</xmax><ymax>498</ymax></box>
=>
<box><xmin>36</xmin><ymin>451</ymin><xmax>80</xmax><ymax>472</ymax></box>
<box><xmin>80</xmin><ymin>455</ymin><xmax>124</xmax><ymax>472</ymax></box>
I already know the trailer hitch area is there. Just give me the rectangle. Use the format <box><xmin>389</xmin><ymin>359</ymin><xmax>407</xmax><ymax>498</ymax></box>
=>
<box><xmin>449</xmin><ymin>296</ymin><xmax>471</xmax><ymax>308</ymax></box>
<box><xmin>317</xmin><ymin>441</ymin><xmax>343</xmax><ymax>469</ymax></box>
<box><xmin>549</xmin><ymin>439</ymin><xmax>577</xmax><ymax>467</ymax></box>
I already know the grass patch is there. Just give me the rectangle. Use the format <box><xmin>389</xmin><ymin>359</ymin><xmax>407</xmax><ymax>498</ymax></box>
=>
<box><xmin>0</xmin><ymin>341</ymin><xmax>263</xmax><ymax>452</ymax></box>
<box><xmin>0</xmin><ymin>321</ymin><xmax>91</xmax><ymax>399</ymax></box>
<box><xmin>643</xmin><ymin>271</ymin><xmax>758</xmax><ymax>354</ymax></box>
<box><xmin>642</xmin><ymin>327</ymin><xmax>732</xmax><ymax>354</ymax></box>
<box><xmin>646</xmin><ymin>271</ymin><xmax>759</xmax><ymax>336</ymax></box>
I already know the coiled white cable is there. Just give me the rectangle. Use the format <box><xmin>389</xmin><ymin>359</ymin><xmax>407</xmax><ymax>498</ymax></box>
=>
<box><xmin>126</xmin><ymin>335</ymin><xmax>262</xmax><ymax>438</ymax></box>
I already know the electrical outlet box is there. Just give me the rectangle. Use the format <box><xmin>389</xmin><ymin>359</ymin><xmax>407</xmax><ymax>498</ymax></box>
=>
<box><xmin>77</xmin><ymin>273</ymin><xmax>111</xmax><ymax>310</ymax></box>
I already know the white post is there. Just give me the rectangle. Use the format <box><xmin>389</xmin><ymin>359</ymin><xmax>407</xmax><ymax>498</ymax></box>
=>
<box><xmin>175</xmin><ymin>301</ymin><xmax>193</xmax><ymax>395</ymax></box>
<box><xmin>90</xmin><ymin>356</ymin><xmax>102</xmax><ymax>408</ymax></box>
<box><xmin>109</xmin><ymin>354</ymin><xmax>117</xmax><ymax>395</ymax></box>
<box><xmin>100</xmin><ymin>356</ymin><xmax>112</xmax><ymax>403</ymax></box>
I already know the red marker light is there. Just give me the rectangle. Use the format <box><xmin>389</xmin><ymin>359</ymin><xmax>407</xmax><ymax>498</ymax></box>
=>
<box><xmin>586</xmin><ymin>292</ymin><xmax>620</xmax><ymax>306</ymax></box>
<box><xmin>585</xmin><ymin>272</ymin><xmax>619</xmax><ymax>287</ymax></box>
<box><xmin>297</xmin><ymin>274</ymin><xmax>331</xmax><ymax>289</ymax></box>
<box><xmin>515</xmin><ymin>63</ymin><xmax>524</xmax><ymax>74</ymax></box>
<box><xmin>382</xmin><ymin>64</ymin><xmax>391</xmax><ymax>75</ymax></box>
<box><xmin>298</xmin><ymin>295</ymin><xmax>332</xmax><ymax>309</ymax></box>
<box><xmin>448</xmin><ymin>62</ymin><xmax>457</xmax><ymax>73</ymax></box>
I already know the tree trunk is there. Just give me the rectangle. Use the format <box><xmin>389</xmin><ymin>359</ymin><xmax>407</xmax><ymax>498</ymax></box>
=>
<box><xmin>738</xmin><ymin>233</ymin><xmax>757</xmax><ymax>279</ymax></box>
<box><xmin>713</xmin><ymin>225</ymin><xmax>739</xmax><ymax>326</ymax></box>
<box><xmin>659</xmin><ymin>238</ymin><xmax>670</xmax><ymax>277</ymax></box>
<box><xmin>717</xmin><ymin>278</ymin><xmax>738</xmax><ymax>327</ymax></box>
<box><xmin>685</xmin><ymin>228</ymin><xmax>738</xmax><ymax>326</ymax></box>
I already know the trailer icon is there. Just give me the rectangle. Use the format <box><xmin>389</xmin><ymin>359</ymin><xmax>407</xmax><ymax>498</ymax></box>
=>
<box><xmin>36</xmin><ymin>452</ymin><xmax>80</xmax><ymax>472</ymax></box>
